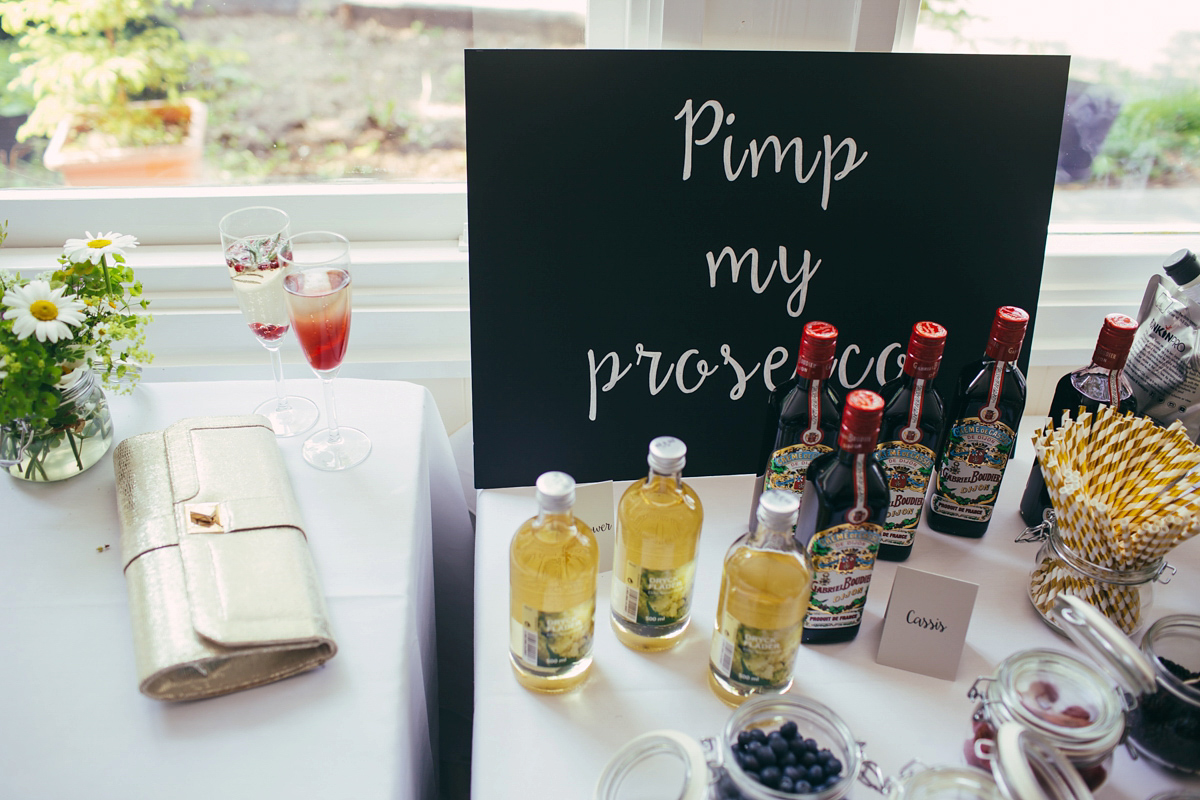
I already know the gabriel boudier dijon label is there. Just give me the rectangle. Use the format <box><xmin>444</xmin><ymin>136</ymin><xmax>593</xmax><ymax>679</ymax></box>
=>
<box><xmin>765</xmin><ymin>442</ymin><xmax>832</xmax><ymax>498</ymax></box>
<box><xmin>710</xmin><ymin>613</ymin><xmax>803</xmax><ymax>688</ymax></box>
<box><xmin>804</xmin><ymin>524</ymin><xmax>881</xmax><ymax>630</ymax></box>
<box><xmin>931</xmin><ymin>416</ymin><xmax>1016</xmax><ymax>522</ymax></box>
<box><xmin>511</xmin><ymin>597</ymin><xmax>595</xmax><ymax>669</ymax></box>
<box><xmin>612</xmin><ymin>560</ymin><xmax>696</xmax><ymax>626</ymax></box>
<box><xmin>875</xmin><ymin>441</ymin><xmax>935</xmax><ymax>543</ymax></box>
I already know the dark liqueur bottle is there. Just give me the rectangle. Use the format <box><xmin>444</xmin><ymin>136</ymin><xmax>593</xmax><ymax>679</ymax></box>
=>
<box><xmin>749</xmin><ymin>320</ymin><xmax>843</xmax><ymax>526</ymax></box>
<box><xmin>927</xmin><ymin>306</ymin><xmax>1029</xmax><ymax>538</ymax></box>
<box><xmin>875</xmin><ymin>321</ymin><xmax>948</xmax><ymax>561</ymax></box>
<box><xmin>796</xmin><ymin>389</ymin><xmax>889</xmax><ymax>645</ymax></box>
<box><xmin>1018</xmin><ymin>313</ymin><xmax>1139</xmax><ymax>527</ymax></box>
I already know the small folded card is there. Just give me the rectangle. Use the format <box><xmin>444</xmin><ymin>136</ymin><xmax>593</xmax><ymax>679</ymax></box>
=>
<box><xmin>876</xmin><ymin>565</ymin><xmax>978</xmax><ymax>681</ymax></box>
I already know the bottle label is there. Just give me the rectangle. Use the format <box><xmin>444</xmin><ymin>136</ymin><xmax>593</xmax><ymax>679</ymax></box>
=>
<box><xmin>765</xmin><ymin>443</ymin><xmax>833</xmax><ymax>497</ymax></box>
<box><xmin>931</xmin><ymin>417</ymin><xmax>1016</xmax><ymax>521</ymax></box>
<box><xmin>510</xmin><ymin>597</ymin><xmax>595</xmax><ymax>669</ymax></box>
<box><xmin>611</xmin><ymin>560</ymin><xmax>696</xmax><ymax>626</ymax></box>
<box><xmin>875</xmin><ymin>441</ymin><xmax>935</xmax><ymax>541</ymax></box>
<box><xmin>804</xmin><ymin>523</ymin><xmax>881</xmax><ymax>630</ymax></box>
<box><xmin>710</xmin><ymin>611</ymin><xmax>803</xmax><ymax>688</ymax></box>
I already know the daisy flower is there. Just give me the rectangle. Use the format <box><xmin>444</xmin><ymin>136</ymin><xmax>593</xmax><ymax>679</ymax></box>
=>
<box><xmin>62</xmin><ymin>232</ymin><xmax>139</xmax><ymax>265</ymax></box>
<box><xmin>2</xmin><ymin>280</ymin><xmax>87</xmax><ymax>343</ymax></box>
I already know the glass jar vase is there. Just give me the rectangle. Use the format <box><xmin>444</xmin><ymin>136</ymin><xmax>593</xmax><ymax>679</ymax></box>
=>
<box><xmin>0</xmin><ymin>369</ymin><xmax>114</xmax><ymax>482</ymax></box>
<box><xmin>964</xmin><ymin>595</ymin><xmax>1157</xmax><ymax>792</ymax></box>
<box><xmin>1024</xmin><ymin>520</ymin><xmax>1174</xmax><ymax>636</ymax></box>
<box><xmin>1125</xmin><ymin>613</ymin><xmax>1200</xmax><ymax>774</ymax></box>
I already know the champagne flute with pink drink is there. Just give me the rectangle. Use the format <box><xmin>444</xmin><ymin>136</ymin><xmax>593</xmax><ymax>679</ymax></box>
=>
<box><xmin>283</xmin><ymin>231</ymin><xmax>371</xmax><ymax>470</ymax></box>
<box><xmin>219</xmin><ymin>206</ymin><xmax>319</xmax><ymax>437</ymax></box>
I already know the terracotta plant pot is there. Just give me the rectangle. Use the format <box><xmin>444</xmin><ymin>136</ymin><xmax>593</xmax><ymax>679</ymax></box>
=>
<box><xmin>42</xmin><ymin>97</ymin><xmax>207</xmax><ymax>186</ymax></box>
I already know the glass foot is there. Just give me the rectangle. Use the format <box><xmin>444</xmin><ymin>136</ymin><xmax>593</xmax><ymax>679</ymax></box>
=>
<box><xmin>301</xmin><ymin>426</ymin><xmax>371</xmax><ymax>470</ymax></box>
<box><xmin>254</xmin><ymin>395</ymin><xmax>320</xmax><ymax>437</ymax></box>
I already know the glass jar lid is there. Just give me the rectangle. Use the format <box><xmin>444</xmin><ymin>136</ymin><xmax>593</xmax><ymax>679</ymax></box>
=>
<box><xmin>991</xmin><ymin>723</ymin><xmax>1095</xmax><ymax>800</ymax></box>
<box><xmin>1050</xmin><ymin>596</ymin><xmax>1156</xmax><ymax>698</ymax></box>
<box><xmin>889</xmin><ymin>764</ymin><xmax>1004</xmax><ymax>800</ymax></box>
<box><xmin>593</xmin><ymin>729</ymin><xmax>708</xmax><ymax>800</ymax></box>
<box><xmin>989</xmin><ymin>648</ymin><xmax>1124</xmax><ymax>761</ymax></box>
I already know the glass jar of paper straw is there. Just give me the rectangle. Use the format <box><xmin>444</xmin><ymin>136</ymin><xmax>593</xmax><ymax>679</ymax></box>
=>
<box><xmin>1027</xmin><ymin>404</ymin><xmax>1198</xmax><ymax>637</ymax></box>
<box><xmin>1025</xmin><ymin>520</ymin><xmax>1175</xmax><ymax>636</ymax></box>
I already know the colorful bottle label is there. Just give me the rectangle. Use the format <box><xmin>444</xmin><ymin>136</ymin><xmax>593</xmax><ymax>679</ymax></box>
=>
<box><xmin>510</xmin><ymin>597</ymin><xmax>595</xmax><ymax>669</ymax></box>
<box><xmin>875</xmin><ymin>441</ymin><xmax>935</xmax><ymax>542</ymax></box>
<box><xmin>765</xmin><ymin>443</ymin><xmax>832</xmax><ymax>498</ymax></box>
<box><xmin>931</xmin><ymin>416</ymin><xmax>1016</xmax><ymax>522</ymax></box>
<box><xmin>611</xmin><ymin>560</ymin><xmax>696</xmax><ymax>626</ymax></box>
<box><xmin>804</xmin><ymin>523</ymin><xmax>881</xmax><ymax>630</ymax></box>
<box><xmin>710</xmin><ymin>611</ymin><xmax>803</xmax><ymax>688</ymax></box>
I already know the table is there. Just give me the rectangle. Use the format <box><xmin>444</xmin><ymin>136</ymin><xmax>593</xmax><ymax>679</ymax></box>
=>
<box><xmin>0</xmin><ymin>379</ymin><xmax>473</xmax><ymax>800</ymax></box>
<box><xmin>471</xmin><ymin>419</ymin><xmax>1200</xmax><ymax>799</ymax></box>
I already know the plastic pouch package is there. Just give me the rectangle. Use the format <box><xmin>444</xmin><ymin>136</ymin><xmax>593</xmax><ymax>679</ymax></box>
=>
<box><xmin>1125</xmin><ymin>273</ymin><xmax>1200</xmax><ymax>441</ymax></box>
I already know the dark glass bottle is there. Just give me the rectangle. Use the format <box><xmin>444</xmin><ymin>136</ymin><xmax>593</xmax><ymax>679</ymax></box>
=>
<box><xmin>875</xmin><ymin>321</ymin><xmax>948</xmax><ymax>562</ymax></box>
<box><xmin>927</xmin><ymin>306</ymin><xmax>1029</xmax><ymax>538</ymax></box>
<box><xmin>1018</xmin><ymin>313</ymin><xmax>1139</xmax><ymax>527</ymax></box>
<box><xmin>796</xmin><ymin>389</ymin><xmax>888</xmax><ymax>645</ymax></box>
<box><xmin>749</xmin><ymin>321</ymin><xmax>843</xmax><ymax>527</ymax></box>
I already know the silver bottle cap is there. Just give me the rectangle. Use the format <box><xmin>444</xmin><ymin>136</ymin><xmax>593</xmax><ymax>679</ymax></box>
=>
<box><xmin>758</xmin><ymin>489</ymin><xmax>801</xmax><ymax>530</ymax></box>
<box><xmin>535</xmin><ymin>471</ymin><xmax>576</xmax><ymax>513</ymax></box>
<box><xmin>648</xmin><ymin>436</ymin><xmax>687</xmax><ymax>474</ymax></box>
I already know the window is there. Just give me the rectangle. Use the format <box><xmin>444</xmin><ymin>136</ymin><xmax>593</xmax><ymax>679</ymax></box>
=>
<box><xmin>2</xmin><ymin>0</ymin><xmax>1197</xmax><ymax>418</ymax></box>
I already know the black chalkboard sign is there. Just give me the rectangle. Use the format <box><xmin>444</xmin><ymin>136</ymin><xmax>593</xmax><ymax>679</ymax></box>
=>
<box><xmin>466</xmin><ymin>49</ymin><xmax>1069</xmax><ymax>489</ymax></box>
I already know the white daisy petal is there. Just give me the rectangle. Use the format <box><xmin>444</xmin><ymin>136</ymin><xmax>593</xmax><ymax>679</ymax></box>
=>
<box><xmin>2</xmin><ymin>279</ymin><xmax>87</xmax><ymax>342</ymax></box>
<box><xmin>62</xmin><ymin>231</ymin><xmax>138</xmax><ymax>264</ymax></box>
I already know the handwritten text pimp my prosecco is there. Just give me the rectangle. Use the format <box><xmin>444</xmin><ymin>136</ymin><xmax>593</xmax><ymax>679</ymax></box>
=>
<box><xmin>586</xmin><ymin>99</ymin><xmax>878</xmax><ymax>421</ymax></box>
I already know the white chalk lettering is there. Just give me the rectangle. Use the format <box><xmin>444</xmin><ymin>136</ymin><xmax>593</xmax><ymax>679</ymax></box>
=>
<box><xmin>706</xmin><ymin>245</ymin><xmax>822</xmax><ymax>318</ymax></box>
<box><xmin>677</xmin><ymin>99</ymin><xmax>869</xmax><ymax>209</ymax></box>
<box><xmin>588</xmin><ymin>349</ymin><xmax>633</xmax><ymax>422</ymax></box>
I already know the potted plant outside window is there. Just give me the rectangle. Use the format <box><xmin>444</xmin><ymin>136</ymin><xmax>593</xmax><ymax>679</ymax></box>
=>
<box><xmin>0</xmin><ymin>0</ymin><xmax>225</xmax><ymax>186</ymax></box>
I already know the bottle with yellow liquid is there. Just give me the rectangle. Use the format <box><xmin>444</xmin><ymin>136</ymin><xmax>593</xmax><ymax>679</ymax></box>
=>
<box><xmin>509</xmin><ymin>471</ymin><xmax>599</xmax><ymax>693</ymax></box>
<box><xmin>610</xmin><ymin>436</ymin><xmax>704</xmax><ymax>652</ymax></box>
<box><xmin>709</xmin><ymin>490</ymin><xmax>812</xmax><ymax>706</ymax></box>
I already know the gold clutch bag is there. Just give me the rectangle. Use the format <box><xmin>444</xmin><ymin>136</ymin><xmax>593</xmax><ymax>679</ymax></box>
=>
<box><xmin>113</xmin><ymin>415</ymin><xmax>337</xmax><ymax>701</ymax></box>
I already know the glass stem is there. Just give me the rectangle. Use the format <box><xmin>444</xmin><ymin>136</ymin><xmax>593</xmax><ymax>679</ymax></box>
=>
<box><xmin>321</xmin><ymin>377</ymin><xmax>343</xmax><ymax>444</ymax></box>
<box><xmin>265</xmin><ymin>344</ymin><xmax>292</xmax><ymax>411</ymax></box>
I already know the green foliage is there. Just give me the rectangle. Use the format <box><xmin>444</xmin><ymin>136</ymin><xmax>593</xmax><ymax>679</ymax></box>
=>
<box><xmin>0</xmin><ymin>38</ymin><xmax>35</xmax><ymax>117</ymax></box>
<box><xmin>0</xmin><ymin>0</ymin><xmax>238</xmax><ymax>145</ymax></box>
<box><xmin>1091</xmin><ymin>88</ymin><xmax>1200</xmax><ymax>185</ymax></box>
<box><xmin>0</xmin><ymin>230</ymin><xmax>153</xmax><ymax>431</ymax></box>
<box><xmin>919</xmin><ymin>0</ymin><xmax>976</xmax><ymax>40</ymax></box>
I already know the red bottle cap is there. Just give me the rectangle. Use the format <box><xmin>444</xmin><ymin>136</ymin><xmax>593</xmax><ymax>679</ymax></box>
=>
<box><xmin>838</xmin><ymin>389</ymin><xmax>884</xmax><ymax>453</ymax></box>
<box><xmin>1092</xmin><ymin>313</ymin><xmax>1139</xmax><ymax>369</ymax></box>
<box><xmin>904</xmin><ymin>321</ymin><xmax>948</xmax><ymax>379</ymax></box>
<box><xmin>983</xmin><ymin>306</ymin><xmax>1030</xmax><ymax>361</ymax></box>
<box><xmin>796</xmin><ymin>321</ymin><xmax>838</xmax><ymax>380</ymax></box>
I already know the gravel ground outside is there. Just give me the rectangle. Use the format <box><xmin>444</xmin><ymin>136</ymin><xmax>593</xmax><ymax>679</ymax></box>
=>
<box><xmin>180</xmin><ymin>7</ymin><xmax>583</xmax><ymax>183</ymax></box>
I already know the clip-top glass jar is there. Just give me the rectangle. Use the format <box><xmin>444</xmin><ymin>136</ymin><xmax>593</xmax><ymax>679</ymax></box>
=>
<box><xmin>595</xmin><ymin>695</ymin><xmax>864</xmax><ymax>800</ymax></box>
<box><xmin>1125</xmin><ymin>613</ymin><xmax>1200</xmax><ymax>774</ymax></box>
<box><xmin>965</xmin><ymin>595</ymin><xmax>1157</xmax><ymax>791</ymax></box>
<box><xmin>889</xmin><ymin>723</ymin><xmax>1094</xmax><ymax>800</ymax></box>
<box><xmin>1022</xmin><ymin>518</ymin><xmax>1175</xmax><ymax>637</ymax></box>
<box><xmin>1</xmin><ymin>368</ymin><xmax>114</xmax><ymax>482</ymax></box>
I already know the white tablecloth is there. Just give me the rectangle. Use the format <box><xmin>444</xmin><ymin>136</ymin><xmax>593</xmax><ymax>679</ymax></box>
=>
<box><xmin>472</xmin><ymin>419</ymin><xmax>1200</xmax><ymax>799</ymax></box>
<box><xmin>0</xmin><ymin>379</ymin><xmax>473</xmax><ymax>800</ymax></box>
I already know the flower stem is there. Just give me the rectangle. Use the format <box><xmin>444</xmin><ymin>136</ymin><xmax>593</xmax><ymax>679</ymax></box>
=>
<box><xmin>67</xmin><ymin>430</ymin><xmax>83</xmax><ymax>470</ymax></box>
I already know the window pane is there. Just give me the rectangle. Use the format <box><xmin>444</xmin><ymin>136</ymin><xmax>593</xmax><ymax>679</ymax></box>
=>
<box><xmin>913</xmin><ymin>0</ymin><xmax>1200</xmax><ymax>228</ymax></box>
<box><xmin>0</xmin><ymin>0</ymin><xmax>585</xmax><ymax>189</ymax></box>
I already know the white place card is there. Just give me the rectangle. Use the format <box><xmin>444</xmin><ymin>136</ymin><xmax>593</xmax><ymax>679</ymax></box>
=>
<box><xmin>574</xmin><ymin>480</ymin><xmax>616</xmax><ymax>572</ymax></box>
<box><xmin>876</xmin><ymin>565</ymin><xmax>979</xmax><ymax>681</ymax></box>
